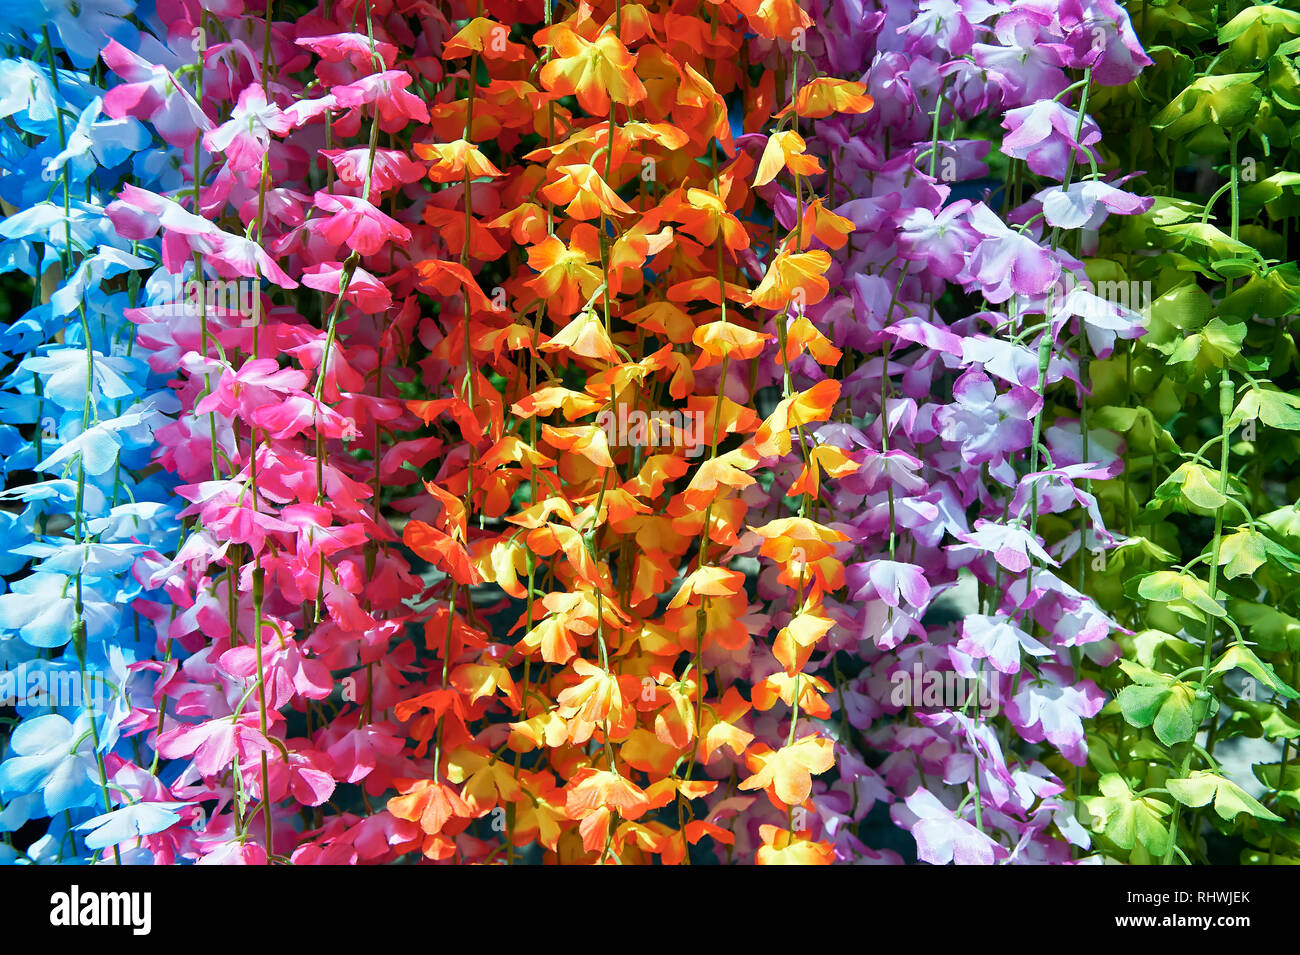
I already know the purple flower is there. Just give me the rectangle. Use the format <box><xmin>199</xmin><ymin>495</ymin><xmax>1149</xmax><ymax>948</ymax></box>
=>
<box><xmin>1052</xmin><ymin>284</ymin><xmax>1145</xmax><ymax>358</ymax></box>
<box><xmin>961</xmin><ymin>333</ymin><xmax>1061</xmax><ymax>389</ymax></box>
<box><xmin>1013</xmin><ymin>459</ymin><xmax>1116</xmax><ymax>511</ymax></box>
<box><xmin>1055</xmin><ymin>0</ymin><xmax>1154</xmax><ymax>86</ymax></box>
<box><xmin>827</xmin><ymin>747</ymin><xmax>893</xmax><ymax>819</ymax></box>
<box><xmin>900</xmin><ymin>0</ymin><xmax>979</xmax><ymax>57</ymax></box>
<box><xmin>917</xmin><ymin>709</ymin><xmax>1020</xmax><ymax>807</ymax></box>
<box><xmin>1045</xmin><ymin>419</ymin><xmax>1124</xmax><ymax>473</ymax></box>
<box><xmin>855</xmin><ymin>600</ymin><xmax>925</xmax><ymax>650</ymax></box>
<box><xmin>847</xmin><ymin>448</ymin><xmax>929</xmax><ymax>495</ymax></box>
<box><xmin>864</xmin><ymin>53</ymin><xmax>937</xmax><ymax>141</ymax></box>
<box><xmin>852</xmin><ymin>491</ymin><xmax>941</xmax><ymax>542</ymax></box>
<box><xmin>1035</xmin><ymin>179</ymin><xmax>1152</xmax><ymax>230</ymax></box>
<box><xmin>960</xmin><ymin>202</ymin><xmax>1060</xmax><ymax>302</ymax></box>
<box><xmin>957</xmin><ymin>614</ymin><xmax>1053</xmax><ymax>674</ymax></box>
<box><xmin>1008</xmin><ymin>570</ymin><xmax>1125</xmax><ymax>648</ymax></box>
<box><xmin>900</xmin><ymin>787</ymin><xmax>1002</xmax><ymax>865</ymax></box>
<box><xmin>1005</xmin><ymin>664</ymin><xmax>1105</xmax><ymax>765</ymax></box>
<box><xmin>972</xmin><ymin>9</ymin><xmax>1070</xmax><ymax>108</ymax></box>
<box><xmin>885</xmin><ymin>315</ymin><xmax>965</xmax><ymax>361</ymax></box>
<box><xmin>933</xmin><ymin>368</ymin><xmax>1038</xmax><ymax>468</ymax></box>
<box><xmin>924</xmin><ymin>138</ymin><xmax>992</xmax><ymax>182</ymax></box>
<box><xmin>1001</xmin><ymin>100</ymin><xmax>1102</xmax><ymax>179</ymax></box>
<box><xmin>897</xmin><ymin>199</ymin><xmax>978</xmax><ymax>279</ymax></box>
<box><xmin>847</xmin><ymin>559</ymin><xmax>932</xmax><ymax>610</ymax></box>
<box><xmin>939</xmin><ymin>58</ymin><xmax>1002</xmax><ymax>115</ymax></box>
<box><xmin>949</xmin><ymin>518</ymin><xmax>1058</xmax><ymax>574</ymax></box>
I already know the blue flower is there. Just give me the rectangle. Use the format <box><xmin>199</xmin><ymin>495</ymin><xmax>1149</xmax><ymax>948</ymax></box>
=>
<box><xmin>0</xmin><ymin>19</ymin><xmax>188</xmax><ymax>859</ymax></box>
<box><xmin>75</xmin><ymin>801</ymin><xmax>186</xmax><ymax>851</ymax></box>
<box><xmin>26</xmin><ymin>0</ymin><xmax>137</xmax><ymax>69</ymax></box>
<box><xmin>0</xmin><ymin>572</ymin><xmax>118</xmax><ymax>648</ymax></box>
<box><xmin>0</xmin><ymin>712</ymin><xmax>100</xmax><ymax>814</ymax></box>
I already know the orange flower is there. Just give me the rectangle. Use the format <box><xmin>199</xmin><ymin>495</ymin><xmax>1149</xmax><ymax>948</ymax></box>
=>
<box><xmin>754</xmin><ymin>130</ymin><xmax>824</xmax><ymax>187</ymax></box>
<box><xmin>511</xmin><ymin>385</ymin><xmax>605</xmax><ymax>420</ymax></box>
<box><xmin>538</xmin><ymin>26</ymin><xmax>647</xmax><ymax>115</ymax></box>
<box><xmin>692</xmin><ymin>321</ymin><xmax>772</xmax><ymax>367</ymax></box>
<box><xmin>442</xmin><ymin>17</ymin><xmax>530</xmax><ymax>62</ymax></box>
<box><xmin>388</xmin><ymin>779</ymin><xmax>474</xmax><ymax>836</ymax></box>
<box><xmin>403</xmin><ymin>520</ymin><xmax>478</xmax><ymax>586</ymax></box>
<box><xmin>542</xmin><ymin>424</ymin><xmax>616</xmax><ymax>468</ymax></box>
<box><xmin>555</xmin><ymin>659</ymin><xmax>626</xmax><ymax>745</ymax></box>
<box><xmin>665</xmin><ymin>185</ymin><xmax>750</xmax><ymax>251</ymax></box>
<box><xmin>540</xmin><ymin>307</ymin><xmax>622</xmax><ymax>363</ymax></box>
<box><xmin>391</xmin><ymin>0</ymin><xmax>864</xmax><ymax>865</ymax></box>
<box><xmin>666</xmin><ymin>565</ymin><xmax>746</xmax><ymax>609</ymax></box>
<box><xmin>748</xmin><ymin>516</ymin><xmax>848</xmax><ymax>566</ymax></box>
<box><xmin>787</xmin><ymin>443</ymin><xmax>860</xmax><ymax>499</ymax></box>
<box><xmin>752</xmin><ymin>379</ymin><xmax>842</xmax><ymax>457</ymax></box>
<box><xmin>523</xmin><ymin>228</ymin><xmax>604</xmax><ymax>317</ymax></box>
<box><xmin>752</xmin><ymin>671</ymin><xmax>833</xmax><ymax>718</ymax></box>
<box><xmin>486</xmin><ymin>201</ymin><xmax>550</xmax><ymax>246</ymax></box>
<box><xmin>733</xmin><ymin>0</ymin><xmax>815</xmax><ymax>40</ymax></box>
<box><xmin>444</xmin><ymin>746</ymin><xmax>524</xmax><ymax>815</ymax></box>
<box><xmin>415</xmin><ymin>139</ymin><xmax>505</xmax><ymax>182</ymax></box>
<box><xmin>782</xmin><ymin>314</ymin><xmax>842</xmax><ymax>365</ymax></box>
<box><xmin>511</xmin><ymin>774</ymin><xmax>567</xmax><ymax>850</ymax></box>
<box><xmin>683</xmin><ymin>446</ymin><xmax>761</xmax><ymax>510</ymax></box>
<box><xmin>797</xmin><ymin>198</ymin><xmax>856</xmax><ymax>251</ymax></box>
<box><xmin>542</xmin><ymin>163</ymin><xmax>636</xmax><ymax>220</ymax></box>
<box><xmin>749</xmin><ymin>249</ymin><xmax>832</xmax><ymax>311</ymax></box>
<box><xmin>773</xmin><ymin>603</ymin><xmax>837</xmax><ymax>673</ymax></box>
<box><xmin>450</xmin><ymin>662</ymin><xmax>521</xmax><ymax>710</ymax></box>
<box><xmin>780</xmin><ymin>78</ymin><xmax>875</xmax><ymax>119</ymax></box>
<box><xmin>739</xmin><ymin>735</ymin><xmax>835</xmax><ymax>806</ymax></box>
<box><xmin>566</xmin><ymin>767</ymin><xmax>651</xmax><ymax>821</ymax></box>
<box><xmin>755</xmin><ymin>825</ymin><xmax>835</xmax><ymax>865</ymax></box>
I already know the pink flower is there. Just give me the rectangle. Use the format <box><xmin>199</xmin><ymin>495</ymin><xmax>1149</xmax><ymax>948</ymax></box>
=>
<box><xmin>321</xmin><ymin>147</ymin><xmax>426</xmax><ymax>199</ymax></box>
<box><xmin>331</xmin><ymin>71</ymin><xmax>431</xmax><ymax>131</ymax></box>
<box><xmin>156</xmin><ymin>714</ymin><xmax>277</xmax><ymax>777</ymax></box>
<box><xmin>295</xmin><ymin>33</ymin><xmax>398</xmax><ymax>72</ymax></box>
<box><xmin>263</xmin><ymin>745</ymin><xmax>337</xmax><ymax>806</ymax></box>
<box><xmin>219</xmin><ymin>634</ymin><xmax>333</xmax><ymax>710</ymax></box>
<box><xmin>301</xmin><ymin>261</ymin><xmax>393</xmax><ymax>313</ymax></box>
<box><xmin>310</xmin><ymin>193</ymin><xmax>413</xmax><ymax>256</ymax></box>
<box><xmin>203</xmin><ymin>85</ymin><xmax>293</xmax><ymax>174</ymax></box>
<box><xmin>101</xmin><ymin>40</ymin><xmax>212</xmax><ymax>148</ymax></box>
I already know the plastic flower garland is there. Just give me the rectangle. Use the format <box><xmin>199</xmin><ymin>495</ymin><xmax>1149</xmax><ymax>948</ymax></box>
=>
<box><xmin>782</xmin><ymin>0</ymin><xmax>1156</xmax><ymax>865</ymax></box>
<box><xmin>3</xmin><ymin>0</ymin><xmax>1296</xmax><ymax>868</ymax></box>
<box><xmin>0</xmin><ymin>7</ymin><xmax>186</xmax><ymax>863</ymax></box>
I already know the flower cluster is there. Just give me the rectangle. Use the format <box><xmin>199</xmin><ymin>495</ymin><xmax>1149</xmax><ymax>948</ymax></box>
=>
<box><xmin>770</xmin><ymin>0</ymin><xmax>1157</xmax><ymax>865</ymax></box>
<box><xmin>0</xmin><ymin>5</ymin><xmax>185</xmax><ymax>862</ymax></box>
<box><xmin>11</xmin><ymin>0</ymin><xmax>1291</xmax><ymax>869</ymax></box>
